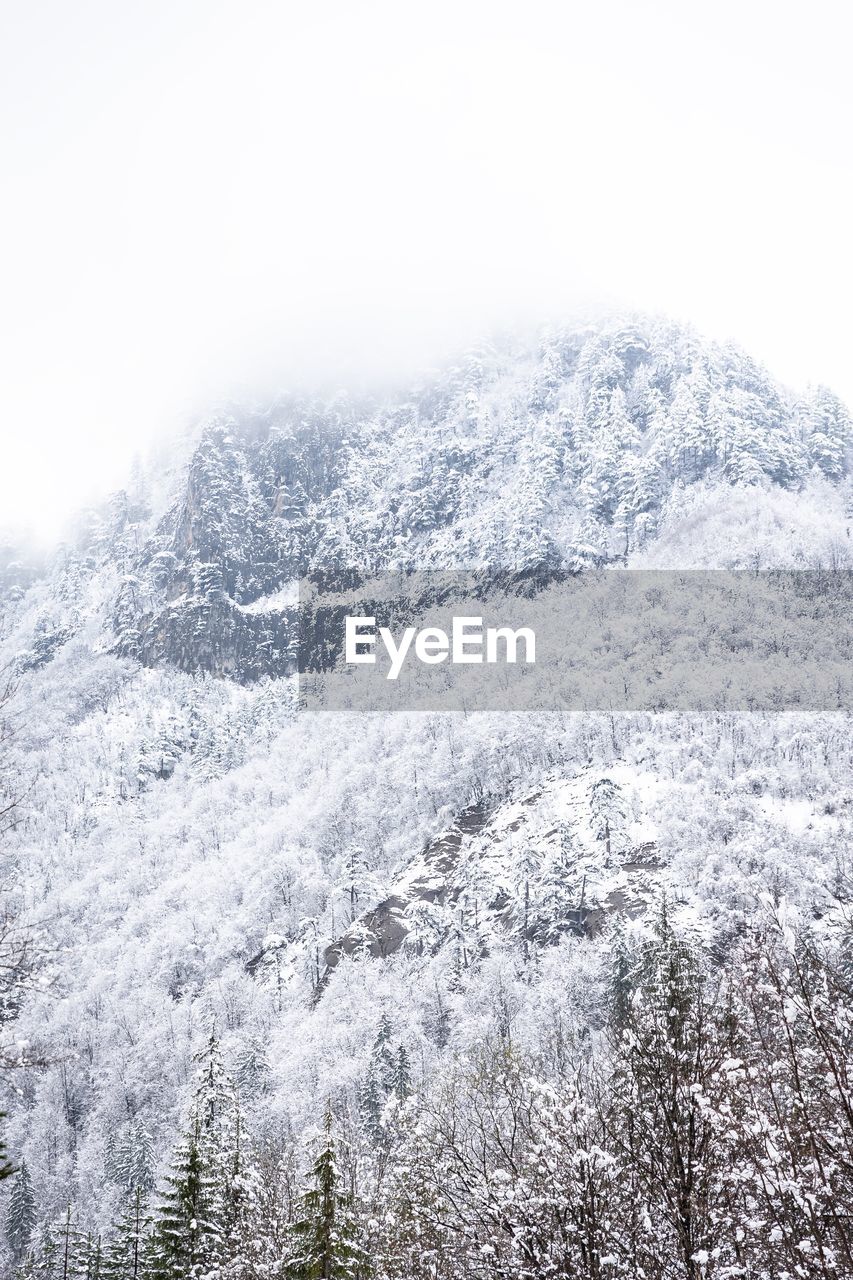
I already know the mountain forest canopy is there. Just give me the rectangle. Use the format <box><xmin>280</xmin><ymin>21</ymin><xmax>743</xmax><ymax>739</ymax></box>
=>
<box><xmin>0</xmin><ymin>314</ymin><xmax>852</xmax><ymax>1279</ymax></box>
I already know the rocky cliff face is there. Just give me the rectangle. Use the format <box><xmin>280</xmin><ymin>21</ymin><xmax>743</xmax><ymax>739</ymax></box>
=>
<box><xmin>114</xmin><ymin>407</ymin><xmax>351</xmax><ymax>680</ymax></box>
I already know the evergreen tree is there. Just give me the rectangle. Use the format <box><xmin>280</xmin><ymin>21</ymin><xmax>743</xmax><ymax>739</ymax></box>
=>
<box><xmin>609</xmin><ymin>901</ymin><xmax>724</xmax><ymax>1278</ymax></box>
<box><xmin>289</xmin><ymin>1106</ymin><xmax>366</xmax><ymax>1280</ymax></box>
<box><xmin>76</xmin><ymin>1232</ymin><xmax>103</xmax><ymax>1280</ymax></box>
<box><xmin>233</xmin><ymin>1034</ymin><xmax>272</xmax><ymax>1099</ymax></box>
<box><xmin>25</xmin><ymin>1222</ymin><xmax>59</xmax><ymax>1279</ymax></box>
<box><xmin>608</xmin><ymin>918</ymin><xmax>635</xmax><ymax>1031</ymax></box>
<box><xmin>534</xmin><ymin>831</ymin><xmax>585</xmax><ymax>942</ymax></box>
<box><xmin>804</xmin><ymin>385</ymin><xmax>851</xmax><ymax>478</ymax></box>
<box><xmin>370</xmin><ymin>1016</ymin><xmax>395</xmax><ymax>1094</ymax></box>
<box><xmin>54</xmin><ymin>1205</ymin><xmax>87</xmax><ymax>1280</ymax></box>
<box><xmin>506</xmin><ymin>517</ymin><xmax>560</xmax><ymax>576</ymax></box>
<box><xmin>148</xmin><ymin>1124</ymin><xmax>222</xmax><ymax>1279</ymax></box>
<box><xmin>567</xmin><ymin>508</ymin><xmax>609</xmax><ymax>569</ymax></box>
<box><xmin>147</xmin><ymin>1029</ymin><xmax>244</xmax><ymax>1279</ymax></box>
<box><xmin>671</xmin><ymin>369</ymin><xmax>712</xmax><ymax>477</ymax></box>
<box><xmin>6</xmin><ymin>1159</ymin><xmax>36</xmax><ymax>1262</ymax></box>
<box><xmin>358</xmin><ymin>1067</ymin><xmax>383</xmax><ymax>1143</ymax></box>
<box><xmin>102</xmin><ymin>1185</ymin><xmax>149</xmax><ymax>1280</ymax></box>
<box><xmin>589</xmin><ymin>776</ymin><xmax>626</xmax><ymax>863</ymax></box>
<box><xmin>391</xmin><ymin>1046</ymin><xmax>411</xmax><ymax>1106</ymax></box>
<box><xmin>113</xmin><ymin>1119</ymin><xmax>155</xmax><ymax>1194</ymax></box>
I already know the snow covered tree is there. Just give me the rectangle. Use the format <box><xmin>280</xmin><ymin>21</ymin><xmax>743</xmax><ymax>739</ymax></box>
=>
<box><xmin>289</xmin><ymin>1106</ymin><xmax>366</xmax><ymax>1280</ymax></box>
<box><xmin>391</xmin><ymin>1046</ymin><xmax>411</xmax><ymax>1105</ymax></box>
<box><xmin>359</xmin><ymin>1020</ymin><xmax>412</xmax><ymax>1144</ymax></box>
<box><xmin>567</xmin><ymin>508</ymin><xmax>609</xmax><ymax>569</ymax></box>
<box><xmin>147</xmin><ymin>1029</ymin><xmax>244</xmax><ymax>1279</ymax></box>
<box><xmin>370</xmin><ymin>1016</ymin><xmax>395</xmax><ymax>1094</ymax></box>
<box><xmin>23</xmin><ymin>1221</ymin><xmax>59</xmax><ymax>1279</ymax></box>
<box><xmin>331</xmin><ymin>847</ymin><xmax>381</xmax><ymax>932</ymax></box>
<box><xmin>608</xmin><ymin>902</ymin><xmax>725</xmax><ymax>1279</ymax></box>
<box><xmin>111</xmin><ymin>1118</ymin><xmax>155</xmax><ymax>1195</ymax></box>
<box><xmin>358</xmin><ymin>1068</ymin><xmax>384</xmax><ymax>1144</ymax></box>
<box><xmin>503</xmin><ymin>840</ymin><xmax>542</xmax><ymax>959</ymax></box>
<box><xmin>589</xmin><ymin>777</ymin><xmax>626</xmax><ymax>864</ymax></box>
<box><xmin>803</xmin><ymin>385</ymin><xmax>851</xmax><ymax>478</ymax></box>
<box><xmin>233</xmin><ymin>1034</ymin><xmax>272</xmax><ymax>1099</ymax></box>
<box><xmin>102</xmin><ymin>1185</ymin><xmax>149</xmax><ymax>1280</ymax></box>
<box><xmin>76</xmin><ymin>1232</ymin><xmax>103</xmax><ymax>1280</ymax></box>
<box><xmin>6</xmin><ymin>1160</ymin><xmax>36</xmax><ymax>1261</ymax></box>
<box><xmin>505</xmin><ymin>518</ymin><xmax>561</xmax><ymax>576</ymax></box>
<box><xmin>723</xmin><ymin>916</ymin><xmax>853</xmax><ymax>1275</ymax></box>
<box><xmin>667</xmin><ymin>370</ymin><xmax>712</xmax><ymax>479</ymax></box>
<box><xmin>532</xmin><ymin>836</ymin><xmax>586</xmax><ymax>943</ymax></box>
<box><xmin>608</xmin><ymin>918</ymin><xmax>635</xmax><ymax>1031</ymax></box>
<box><xmin>46</xmin><ymin>1205</ymin><xmax>88</xmax><ymax>1280</ymax></box>
<box><xmin>147</xmin><ymin>1131</ymin><xmax>217</xmax><ymax>1279</ymax></box>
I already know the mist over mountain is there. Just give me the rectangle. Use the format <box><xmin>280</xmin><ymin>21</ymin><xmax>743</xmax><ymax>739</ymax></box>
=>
<box><xmin>1</xmin><ymin>314</ymin><xmax>853</xmax><ymax>1279</ymax></box>
<box><xmin>5</xmin><ymin>315</ymin><xmax>851</xmax><ymax>682</ymax></box>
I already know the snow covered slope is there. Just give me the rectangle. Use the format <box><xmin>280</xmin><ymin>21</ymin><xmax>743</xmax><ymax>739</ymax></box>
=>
<box><xmin>1</xmin><ymin>314</ymin><xmax>852</xmax><ymax>1278</ymax></box>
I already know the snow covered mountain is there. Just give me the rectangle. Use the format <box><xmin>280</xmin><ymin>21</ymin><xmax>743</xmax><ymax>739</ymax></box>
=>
<box><xmin>6</xmin><ymin>314</ymin><xmax>849</xmax><ymax>685</ymax></box>
<box><xmin>1</xmin><ymin>314</ymin><xmax>853</xmax><ymax>1280</ymax></box>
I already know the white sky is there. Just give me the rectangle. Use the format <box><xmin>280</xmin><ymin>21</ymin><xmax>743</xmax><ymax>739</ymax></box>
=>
<box><xmin>1</xmin><ymin>0</ymin><xmax>851</xmax><ymax>542</ymax></box>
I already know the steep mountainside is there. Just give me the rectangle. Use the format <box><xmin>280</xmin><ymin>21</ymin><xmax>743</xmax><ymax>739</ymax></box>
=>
<box><xmin>6</xmin><ymin>314</ymin><xmax>848</xmax><ymax>684</ymax></box>
<box><xmin>1</xmin><ymin>315</ymin><xmax>853</xmax><ymax>1279</ymax></box>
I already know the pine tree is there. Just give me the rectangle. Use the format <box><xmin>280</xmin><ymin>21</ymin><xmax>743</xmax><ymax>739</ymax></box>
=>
<box><xmin>289</xmin><ymin>1106</ymin><xmax>366</xmax><ymax>1280</ymax></box>
<box><xmin>147</xmin><ymin>1029</ymin><xmax>244</xmax><ymax>1279</ymax></box>
<box><xmin>504</xmin><ymin>841</ymin><xmax>543</xmax><ymax>959</ymax></box>
<box><xmin>370</xmin><ymin>1017</ymin><xmax>395</xmax><ymax>1094</ymax></box>
<box><xmin>360</xmin><ymin>1019</ymin><xmax>412</xmax><ymax>1144</ymax></box>
<box><xmin>391</xmin><ymin>1047</ymin><xmax>411</xmax><ymax>1105</ymax></box>
<box><xmin>233</xmin><ymin>1034</ymin><xmax>271</xmax><ymax>1099</ymax></box>
<box><xmin>668</xmin><ymin>370</ymin><xmax>712</xmax><ymax>478</ymax></box>
<box><xmin>803</xmin><ymin>384</ymin><xmax>851</xmax><ymax>478</ymax></box>
<box><xmin>506</xmin><ymin>517</ymin><xmax>560</xmax><ymax>576</ymax></box>
<box><xmin>53</xmin><ymin>1205</ymin><xmax>87</xmax><ymax>1280</ymax></box>
<box><xmin>148</xmin><ymin>1125</ymin><xmax>221</xmax><ymax>1279</ymax></box>
<box><xmin>358</xmin><ymin>1068</ymin><xmax>383</xmax><ymax>1143</ymax></box>
<box><xmin>102</xmin><ymin>1185</ymin><xmax>148</xmax><ymax>1280</ymax></box>
<box><xmin>534</xmin><ymin>831</ymin><xmax>585</xmax><ymax>943</ymax></box>
<box><xmin>589</xmin><ymin>777</ymin><xmax>626</xmax><ymax>863</ymax></box>
<box><xmin>567</xmin><ymin>508</ymin><xmax>609</xmax><ymax>570</ymax></box>
<box><xmin>25</xmin><ymin>1222</ymin><xmax>59</xmax><ymax>1279</ymax></box>
<box><xmin>76</xmin><ymin>1232</ymin><xmax>103</xmax><ymax>1280</ymax></box>
<box><xmin>535</xmin><ymin>849</ymin><xmax>573</xmax><ymax>942</ymax></box>
<box><xmin>128</xmin><ymin>1119</ymin><xmax>155</xmax><ymax>1193</ymax></box>
<box><xmin>608</xmin><ymin>918</ymin><xmax>634</xmax><ymax>1031</ymax></box>
<box><xmin>608</xmin><ymin>901</ymin><xmax>723</xmax><ymax>1278</ymax></box>
<box><xmin>711</xmin><ymin>379</ymin><xmax>789</xmax><ymax>485</ymax></box>
<box><xmin>113</xmin><ymin>1118</ymin><xmax>155</xmax><ymax>1194</ymax></box>
<box><xmin>581</xmin><ymin>387</ymin><xmax>639</xmax><ymax>524</ymax></box>
<box><xmin>6</xmin><ymin>1159</ymin><xmax>36</xmax><ymax>1262</ymax></box>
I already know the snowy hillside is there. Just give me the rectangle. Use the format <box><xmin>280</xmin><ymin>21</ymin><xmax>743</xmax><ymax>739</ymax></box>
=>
<box><xmin>1</xmin><ymin>315</ymin><xmax>853</xmax><ymax>1280</ymax></box>
<box><xmin>4</xmin><ymin>314</ymin><xmax>850</xmax><ymax>685</ymax></box>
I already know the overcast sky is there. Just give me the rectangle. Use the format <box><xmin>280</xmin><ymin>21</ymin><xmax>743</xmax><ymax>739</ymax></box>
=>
<box><xmin>1</xmin><ymin>0</ymin><xmax>851</xmax><ymax>541</ymax></box>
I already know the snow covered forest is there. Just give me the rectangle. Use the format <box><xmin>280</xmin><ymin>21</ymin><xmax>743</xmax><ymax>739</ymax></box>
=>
<box><xmin>2</xmin><ymin>314</ymin><xmax>853</xmax><ymax>1280</ymax></box>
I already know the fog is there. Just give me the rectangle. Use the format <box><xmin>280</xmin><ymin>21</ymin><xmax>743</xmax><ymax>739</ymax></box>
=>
<box><xmin>1</xmin><ymin>0</ymin><xmax>851</xmax><ymax>542</ymax></box>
